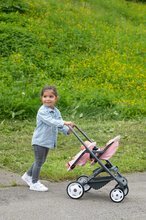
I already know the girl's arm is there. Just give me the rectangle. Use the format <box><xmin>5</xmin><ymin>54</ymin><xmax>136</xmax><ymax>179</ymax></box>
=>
<box><xmin>60</xmin><ymin>121</ymin><xmax>74</xmax><ymax>135</ymax></box>
<box><xmin>38</xmin><ymin>107</ymin><xmax>74</xmax><ymax>128</ymax></box>
<box><xmin>38</xmin><ymin>108</ymin><xmax>64</xmax><ymax>127</ymax></box>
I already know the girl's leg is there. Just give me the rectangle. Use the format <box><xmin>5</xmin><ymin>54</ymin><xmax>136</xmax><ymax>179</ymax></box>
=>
<box><xmin>27</xmin><ymin>145</ymin><xmax>49</xmax><ymax>183</ymax></box>
<box><xmin>27</xmin><ymin>163</ymin><xmax>34</xmax><ymax>177</ymax></box>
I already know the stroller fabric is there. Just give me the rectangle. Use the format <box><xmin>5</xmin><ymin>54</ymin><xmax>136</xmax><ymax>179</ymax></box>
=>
<box><xmin>66</xmin><ymin>136</ymin><xmax>120</xmax><ymax>171</ymax></box>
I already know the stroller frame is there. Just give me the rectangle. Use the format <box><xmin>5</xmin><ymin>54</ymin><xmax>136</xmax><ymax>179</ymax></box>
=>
<box><xmin>66</xmin><ymin>125</ymin><xmax>129</xmax><ymax>203</ymax></box>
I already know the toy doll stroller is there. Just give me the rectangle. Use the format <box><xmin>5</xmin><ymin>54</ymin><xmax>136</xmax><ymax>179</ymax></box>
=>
<box><xmin>66</xmin><ymin>125</ymin><xmax>129</xmax><ymax>203</ymax></box>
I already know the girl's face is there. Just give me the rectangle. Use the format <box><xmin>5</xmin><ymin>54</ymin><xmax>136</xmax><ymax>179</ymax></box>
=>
<box><xmin>41</xmin><ymin>89</ymin><xmax>58</xmax><ymax>109</ymax></box>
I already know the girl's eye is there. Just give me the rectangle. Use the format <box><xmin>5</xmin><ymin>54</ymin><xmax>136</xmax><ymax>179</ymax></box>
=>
<box><xmin>43</xmin><ymin>95</ymin><xmax>54</xmax><ymax>98</ymax></box>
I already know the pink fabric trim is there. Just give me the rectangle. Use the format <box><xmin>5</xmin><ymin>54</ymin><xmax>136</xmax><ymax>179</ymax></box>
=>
<box><xmin>66</xmin><ymin>136</ymin><xmax>120</xmax><ymax>171</ymax></box>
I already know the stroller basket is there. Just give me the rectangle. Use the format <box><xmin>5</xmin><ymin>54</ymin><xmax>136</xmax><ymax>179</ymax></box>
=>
<box><xmin>88</xmin><ymin>176</ymin><xmax>113</xmax><ymax>190</ymax></box>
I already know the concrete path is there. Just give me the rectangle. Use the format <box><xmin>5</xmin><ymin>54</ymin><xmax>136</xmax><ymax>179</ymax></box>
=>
<box><xmin>0</xmin><ymin>169</ymin><xmax>146</xmax><ymax>220</ymax></box>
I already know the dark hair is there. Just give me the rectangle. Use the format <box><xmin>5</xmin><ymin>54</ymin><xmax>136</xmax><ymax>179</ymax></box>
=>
<box><xmin>40</xmin><ymin>85</ymin><xmax>58</xmax><ymax>97</ymax></box>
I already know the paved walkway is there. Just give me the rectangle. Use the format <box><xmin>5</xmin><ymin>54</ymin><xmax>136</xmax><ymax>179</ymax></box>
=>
<box><xmin>0</xmin><ymin>169</ymin><xmax>27</xmax><ymax>187</ymax></box>
<box><xmin>0</xmin><ymin>169</ymin><xmax>146</xmax><ymax>220</ymax></box>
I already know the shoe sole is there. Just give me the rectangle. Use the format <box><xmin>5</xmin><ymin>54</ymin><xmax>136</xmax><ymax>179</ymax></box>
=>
<box><xmin>29</xmin><ymin>188</ymin><xmax>48</xmax><ymax>192</ymax></box>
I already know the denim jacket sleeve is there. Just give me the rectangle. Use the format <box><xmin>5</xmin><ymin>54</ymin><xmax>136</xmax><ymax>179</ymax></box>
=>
<box><xmin>38</xmin><ymin>105</ymin><xmax>64</xmax><ymax>128</ymax></box>
<box><xmin>38</xmin><ymin>105</ymin><xmax>69</xmax><ymax>135</ymax></box>
<box><xmin>58</xmin><ymin>125</ymin><xmax>70</xmax><ymax>135</ymax></box>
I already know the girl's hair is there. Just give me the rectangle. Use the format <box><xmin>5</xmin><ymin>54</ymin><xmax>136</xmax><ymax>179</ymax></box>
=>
<box><xmin>40</xmin><ymin>85</ymin><xmax>58</xmax><ymax>97</ymax></box>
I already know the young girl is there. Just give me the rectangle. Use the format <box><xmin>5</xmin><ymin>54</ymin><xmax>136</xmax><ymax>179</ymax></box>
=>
<box><xmin>22</xmin><ymin>85</ymin><xmax>74</xmax><ymax>191</ymax></box>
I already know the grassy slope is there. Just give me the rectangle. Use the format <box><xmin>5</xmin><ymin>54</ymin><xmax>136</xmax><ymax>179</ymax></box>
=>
<box><xmin>0</xmin><ymin>0</ymin><xmax>146</xmax><ymax>119</ymax></box>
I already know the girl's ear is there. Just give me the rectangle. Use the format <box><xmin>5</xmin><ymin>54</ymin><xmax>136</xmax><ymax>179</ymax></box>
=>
<box><xmin>55</xmin><ymin>96</ymin><xmax>58</xmax><ymax>102</ymax></box>
<box><xmin>40</xmin><ymin>96</ymin><xmax>43</xmax><ymax>103</ymax></box>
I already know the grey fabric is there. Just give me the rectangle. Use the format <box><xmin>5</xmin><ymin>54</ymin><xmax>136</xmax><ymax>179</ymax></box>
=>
<box><xmin>27</xmin><ymin>145</ymin><xmax>49</xmax><ymax>183</ymax></box>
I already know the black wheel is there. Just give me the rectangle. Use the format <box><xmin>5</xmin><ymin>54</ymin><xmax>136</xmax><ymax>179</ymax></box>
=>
<box><xmin>66</xmin><ymin>181</ymin><xmax>84</xmax><ymax>199</ymax></box>
<box><xmin>77</xmin><ymin>175</ymin><xmax>91</xmax><ymax>192</ymax></box>
<box><xmin>115</xmin><ymin>184</ymin><xmax>129</xmax><ymax>196</ymax></box>
<box><xmin>110</xmin><ymin>188</ymin><xmax>125</xmax><ymax>203</ymax></box>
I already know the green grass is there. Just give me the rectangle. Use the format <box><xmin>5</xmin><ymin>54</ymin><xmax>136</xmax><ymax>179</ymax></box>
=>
<box><xmin>0</xmin><ymin>0</ymin><xmax>146</xmax><ymax>120</ymax></box>
<box><xmin>0</xmin><ymin>118</ymin><xmax>145</xmax><ymax>181</ymax></box>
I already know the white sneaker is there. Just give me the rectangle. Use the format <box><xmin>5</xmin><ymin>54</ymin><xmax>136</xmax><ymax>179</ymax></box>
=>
<box><xmin>21</xmin><ymin>172</ymin><xmax>32</xmax><ymax>186</ymax></box>
<box><xmin>29</xmin><ymin>181</ymin><xmax>48</xmax><ymax>192</ymax></box>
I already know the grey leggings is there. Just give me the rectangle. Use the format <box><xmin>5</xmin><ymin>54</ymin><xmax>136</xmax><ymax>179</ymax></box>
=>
<box><xmin>27</xmin><ymin>145</ymin><xmax>49</xmax><ymax>183</ymax></box>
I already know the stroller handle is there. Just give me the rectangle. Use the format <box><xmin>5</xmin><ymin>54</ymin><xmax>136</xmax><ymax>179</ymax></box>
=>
<box><xmin>69</xmin><ymin>125</ymin><xmax>93</xmax><ymax>144</ymax></box>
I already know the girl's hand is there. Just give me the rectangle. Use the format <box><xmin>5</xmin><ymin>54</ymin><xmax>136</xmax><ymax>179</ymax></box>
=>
<box><xmin>64</xmin><ymin>121</ymin><xmax>74</xmax><ymax>127</ymax></box>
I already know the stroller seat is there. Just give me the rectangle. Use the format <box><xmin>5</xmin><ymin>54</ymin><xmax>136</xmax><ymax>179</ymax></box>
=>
<box><xmin>67</xmin><ymin>136</ymin><xmax>120</xmax><ymax>171</ymax></box>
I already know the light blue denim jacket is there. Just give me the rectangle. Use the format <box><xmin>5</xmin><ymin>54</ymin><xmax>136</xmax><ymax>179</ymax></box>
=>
<box><xmin>32</xmin><ymin>105</ymin><xmax>69</xmax><ymax>149</ymax></box>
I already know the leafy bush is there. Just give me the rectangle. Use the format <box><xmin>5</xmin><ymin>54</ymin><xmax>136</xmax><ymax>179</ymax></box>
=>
<box><xmin>126</xmin><ymin>0</ymin><xmax>146</xmax><ymax>3</ymax></box>
<box><xmin>0</xmin><ymin>0</ymin><xmax>29</xmax><ymax>13</ymax></box>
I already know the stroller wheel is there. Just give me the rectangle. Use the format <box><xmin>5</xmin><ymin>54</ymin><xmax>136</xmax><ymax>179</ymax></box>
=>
<box><xmin>123</xmin><ymin>186</ymin><xmax>129</xmax><ymax>196</ymax></box>
<box><xmin>77</xmin><ymin>175</ymin><xmax>91</xmax><ymax>192</ymax></box>
<box><xmin>110</xmin><ymin>188</ymin><xmax>125</xmax><ymax>203</ymax></box>
<box><xmin>66</xmin><ymin>181</ymin><xmax>84</xmax><ymax>199</ymax></box>
<box><xmin>115</xmin><ymin>184</ymin><xmax>129</xmax><ymax>196</ymax></box>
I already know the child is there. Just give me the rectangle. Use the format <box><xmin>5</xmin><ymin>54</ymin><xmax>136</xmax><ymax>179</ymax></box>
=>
<box><xmin>22</xmin><ymin>85</ymin><xmax>74</xmax><ymax>192</ymax></box>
